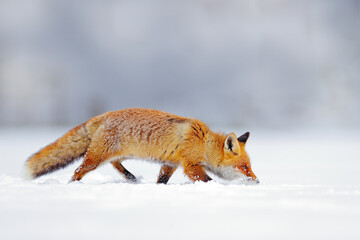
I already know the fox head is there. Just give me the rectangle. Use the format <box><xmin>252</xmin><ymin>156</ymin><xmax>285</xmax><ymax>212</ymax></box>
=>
<box><xmin>205</xmin><ymin>132</ymin><xmax>259</xmax><ymax>183</ymax></box>
<box><xmin>222</xmin><ymin>132</ymin><xmax>258</xmax><ymax>183</ymax></box>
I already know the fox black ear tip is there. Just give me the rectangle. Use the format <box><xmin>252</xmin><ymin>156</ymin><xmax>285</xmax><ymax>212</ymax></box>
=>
<box><xmin>237</xmin><ymin>132</ymin><xmax>250</xmax><ymax>143</ymax></box>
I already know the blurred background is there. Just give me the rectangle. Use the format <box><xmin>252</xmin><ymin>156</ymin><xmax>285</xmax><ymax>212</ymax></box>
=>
<box><xmin>0</xmin><ymin>0</ymin><xmax>359</xmax><ymax>129</ymax></box>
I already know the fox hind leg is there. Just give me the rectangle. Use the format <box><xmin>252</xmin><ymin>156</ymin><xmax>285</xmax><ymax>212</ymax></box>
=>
<box><xmin>111</xmin><ymin>160</ymin><xmax>137</xmax><ymax>182</ymax></box>
<box><xmin>70</xmin><ymin>153</ymin><xmax>102</xmax><ymax>182</ymax></box>
<box><xmin>157</xmin><ymin>164</ymin><xmax>177</xmax><ymax>184</ymax></box>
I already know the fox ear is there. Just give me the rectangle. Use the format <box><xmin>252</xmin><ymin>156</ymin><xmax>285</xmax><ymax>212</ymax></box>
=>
<box><xmin>224</xmin><ymin>133</ymin><xmax>240</xmax><ymax>155</ymax></box>
<box><xmin>237</xmin><ymin>132</ymin><xmax>250</xmax><ymax>145</ymax></box>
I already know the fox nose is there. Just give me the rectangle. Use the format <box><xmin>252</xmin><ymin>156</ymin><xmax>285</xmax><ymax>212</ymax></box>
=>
<box><xmin>253</xmin><ymin>178</ymin><xmax>260</xmax><ymax>184</ymax></box>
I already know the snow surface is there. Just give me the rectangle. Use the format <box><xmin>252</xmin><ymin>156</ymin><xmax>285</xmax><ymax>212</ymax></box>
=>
<box><xmin>0</xmin><ymin>127</ymin><xmax>359</xmax><ymax>240</ymax></box>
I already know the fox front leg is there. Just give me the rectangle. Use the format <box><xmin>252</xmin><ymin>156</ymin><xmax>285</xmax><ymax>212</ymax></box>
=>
<box><xmin>157</xmin><ymin>164</ymin><xmax>177</xmax><ymax>184</ymax></box>
<box><xmin>183</xmin><ymin>163</ymin><xmax>212</xmax><ymax>182</ymax></box>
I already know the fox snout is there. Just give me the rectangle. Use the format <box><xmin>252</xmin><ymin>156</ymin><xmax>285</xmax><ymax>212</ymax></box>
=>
<box><xmin>251</xmin><ymin>178</ymin><xmax>260</xmax><ymax>184</ymax></box>
<box><xmin>247</xmin><ymin>170</ymin><xmax>259</xmax><ymax>183</ymax></box>
<box><xmin>237</xmin><ymin>166</ymin><xmax>259</xmax><ymax>183</ymax></box>
<box><xmin>247</xmin><ymin>174</ymin><xmax>260</xmax><ymax>184</ymax></box>
<box><xmin>245</xmin><ymin>174</ymin><xmax>260</xmax><ymax>184</ymax></box>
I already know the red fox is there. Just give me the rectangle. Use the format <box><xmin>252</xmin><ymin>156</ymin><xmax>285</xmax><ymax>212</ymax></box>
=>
<box><xmin>26</xmin><ymin>108</ymin><xmax>259</xmax><ymax>184</ymax></box>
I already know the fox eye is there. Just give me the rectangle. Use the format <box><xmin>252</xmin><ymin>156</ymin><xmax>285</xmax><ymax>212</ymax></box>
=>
<box><xmin>241</xmin><ymin>165</ymin><xmax>248</xmax><ymax>170</ymax></box>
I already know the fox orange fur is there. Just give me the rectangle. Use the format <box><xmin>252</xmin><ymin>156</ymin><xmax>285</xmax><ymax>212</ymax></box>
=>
<box><xmin>26</xmin><ymin>108</ymin><xmax>259</xmax><ymax>184</ymax></box>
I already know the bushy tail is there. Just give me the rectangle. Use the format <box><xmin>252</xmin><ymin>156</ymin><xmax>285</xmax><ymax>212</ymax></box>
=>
<box><xmin>26</xmin><ymin>123</ymin><xmax>91</xmax><ymax>178</ymax></box>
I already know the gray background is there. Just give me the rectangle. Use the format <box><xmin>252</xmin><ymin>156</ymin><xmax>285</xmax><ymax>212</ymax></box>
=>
<box><xmin>1</xmin><ymin>0</ymin><xmax>359</xmax><ymax>129</ymax></box>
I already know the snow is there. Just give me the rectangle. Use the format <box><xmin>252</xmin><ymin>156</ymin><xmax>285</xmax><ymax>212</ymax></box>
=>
<box><xmin>0</xmin><ymin>127</ymin><xmax>360</xmax><ymax>240</ymax></box>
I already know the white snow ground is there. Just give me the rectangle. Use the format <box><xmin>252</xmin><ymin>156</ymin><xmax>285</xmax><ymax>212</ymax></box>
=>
<box><xmin>0</xmin><ymin>127</ymin><xmax>359</xmax><ymax>240</ymax></box>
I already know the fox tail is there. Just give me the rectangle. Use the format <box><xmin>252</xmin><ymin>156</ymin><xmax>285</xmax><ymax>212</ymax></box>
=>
<box><xmin>25</xmin><ymin>123</ymin><xmax>91</xmax><ymax>178</ymax></box>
